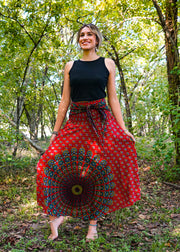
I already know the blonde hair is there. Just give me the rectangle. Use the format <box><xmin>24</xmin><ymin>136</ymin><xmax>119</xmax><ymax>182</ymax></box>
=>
<box><xmin>77</xmin><ymin>24</ymin><xmax>102</xmax><ymax>49</ymax></box>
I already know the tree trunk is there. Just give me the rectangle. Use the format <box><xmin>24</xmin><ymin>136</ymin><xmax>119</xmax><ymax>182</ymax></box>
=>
<box><xmin>164</xmin><ymin>0</ymin><xmax>180</xmax><ymax>166</ymax></box>
<box><xmin>39</xmin><ymin>65</ymin><xmax>48</xmax><ymax>140</ymax></box>
<box><xmin>12</xmin><ymin>96</ymin><xmax>20</xmax><ymax>156</ymax></box>
<box><xmin>40</xmin><ymin>109</ymin><xmax>45</xmax><ymax>140</ymax></box>
<box><xmin>152</xmin><ymin>0</ymin><xmax>180</xmax><ymax>165</ymax></box>
<box><xmin>104</xmin><ymin>37</ymin><xmax>133</xmax><ymax>133</ymax></box>
<box><xmin>115</xmin><ymin>61</ymin><xmax>133</xmax><ymax>132</ymax></box>
<box><xmin>24</xmin><ymin>104</ymin><xmax>38</xmax><ymax>140</ymax></box>
<box><xmin>0</xmin><ymin>109</ymin><xmax>45</xmax><ymax>154</ymax></box>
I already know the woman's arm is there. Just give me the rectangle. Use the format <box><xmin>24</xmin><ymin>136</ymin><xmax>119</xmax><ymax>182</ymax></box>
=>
<box><xmin>105</xmin><ymin>58</ymin><xmax>135</xmax><ymax>141</ymax></box>
<box><xmin>50</xmin><ymin>61</ymin><xmax>73</xmax><ymax>143</ymax></box>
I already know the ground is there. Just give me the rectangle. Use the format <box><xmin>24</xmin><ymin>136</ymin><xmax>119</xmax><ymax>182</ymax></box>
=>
<box><xmin>0</xmin><ymin>156</ymin><xmax>180</xmax><ymax>252</ymax></box>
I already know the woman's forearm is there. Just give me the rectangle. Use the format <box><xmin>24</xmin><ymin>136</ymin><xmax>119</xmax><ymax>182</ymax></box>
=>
<box><xmin>53</xmin><ymin>99</ymin><xmax>71</xmax><ymax>132</ymax></box>
<box><xmin>105</xmin><ymin>58</ymin><xmax>126</xmax><ymax>130</ymax></box>
<box><xmin>108</xmin><ymin>97</ymin><xmax>126</xmax><ymax>130</ymax></box>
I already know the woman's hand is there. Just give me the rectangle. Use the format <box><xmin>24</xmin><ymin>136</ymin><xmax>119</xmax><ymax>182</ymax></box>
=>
<box><xmin>124</xmin><ymin>129</ymin><xmax>135</xmax><ymax>142</ymax></box>
<box><xmin>50</xmin><ymin>134</ymin><xmax>57</xmax><ymax>144</ymax></box>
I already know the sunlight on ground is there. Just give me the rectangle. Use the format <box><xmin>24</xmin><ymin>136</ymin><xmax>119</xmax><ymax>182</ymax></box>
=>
<box><xmin>171</xmin><ymin>224</ymin><xmax>180</xmax><ymax>237</ymax></box>
<box><xmin>21</xmin><ymin>201</ymin><xmax>37</xmax><ymax>208</ymax></box>
<box><xmin>17</xmin><ymin>148</ymin><xmax>39</xmax><ymax>158</ymax></box>
<box><xmin>19</xmin><ymin>200</ymin><xmax>39</xmax><ymax>216</ymax></box>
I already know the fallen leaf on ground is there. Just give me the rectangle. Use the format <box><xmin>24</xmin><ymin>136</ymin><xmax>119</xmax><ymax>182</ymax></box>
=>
<box><xmin>137</xmin><ymin>225</ymin><xmax>145</xmax><ymax>231</ymax></box>
<box><xmin>138</xmin><ymin>214</ymin><xmax>146</xmax><ymax>220</ymax></box>
<box><xmin>165</xmin><ymin>242</ymin><xmax>171</xmax><ymax>247</ymax></box>
<box><xmin>74</xmin><ymin>225</ymin><xmax>82</xmax><ymax>230</ymax></box>
<box><xmin>143</xmin><ymin>166</ymin><xmax>151</xmax><ymax>171</ymax></box>
<box><xmin>170</xmin><ymin>214</ymin><xmax>180</xmax><ymax>219</ymax></box>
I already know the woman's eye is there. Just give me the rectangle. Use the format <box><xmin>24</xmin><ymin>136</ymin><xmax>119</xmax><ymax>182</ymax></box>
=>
<box><xmin>80</xmin><ymin>33</ymin><xmax>93</xmax><ymax>37</ymax></box>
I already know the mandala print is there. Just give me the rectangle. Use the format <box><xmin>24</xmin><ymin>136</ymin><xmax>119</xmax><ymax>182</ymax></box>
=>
<box><xmin>43</xmin><ymin>147</ymin><xmax>115</xmax><ymax>220</ymax></box>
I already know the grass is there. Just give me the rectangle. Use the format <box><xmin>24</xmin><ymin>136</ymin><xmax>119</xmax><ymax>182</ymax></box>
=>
<box><xmin>0</xmin><ymin>140</ymin><xmax>180</xmax><ymax>252</ymax></box>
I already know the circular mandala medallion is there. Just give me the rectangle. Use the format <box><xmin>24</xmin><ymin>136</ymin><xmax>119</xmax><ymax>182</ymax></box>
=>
<box><xmin>43</xmin><ymin>147</ymin><xmax>115</xmax><ymax>220</ymax></box>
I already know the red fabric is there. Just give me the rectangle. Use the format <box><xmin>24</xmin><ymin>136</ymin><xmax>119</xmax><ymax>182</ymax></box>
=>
<box><xmin>37</xmin><ymin>99</ymin><xmax>140</xmax><ymax>220</ymax></box>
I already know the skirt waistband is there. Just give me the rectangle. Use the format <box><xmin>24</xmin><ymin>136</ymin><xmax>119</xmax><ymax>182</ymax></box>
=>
<box><xmin>70</xmin><ymin>98</ymin><xmax>110</xmax><ymax>142</ymax></box>
<box><xmin>71</xmin><ymin>98</ymin><xmax>108</xmax><ymax>107</ymax></box>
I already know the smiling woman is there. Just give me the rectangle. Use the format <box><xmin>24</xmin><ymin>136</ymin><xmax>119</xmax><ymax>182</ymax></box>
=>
<box><xmin>77</xmin><ymin>24</ymin><xmax>102</xmax><ymax>50</ymax></box>
<box><xmin>79</xmin><ymin>28</ymin><xmax>97</xmax><ymax>48</ymax></box>
<box><xmin>36</xmin><ymin>23</ymin><xmax>140</xmax><ymax>242</ymax></box>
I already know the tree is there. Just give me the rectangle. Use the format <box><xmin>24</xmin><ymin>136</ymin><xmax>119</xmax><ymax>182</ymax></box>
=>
<box><xmin>0</xmin><ymin>0</ymin><xmax>75</xmax><ymax>154</ymax></box>
<box><xmin>152</xmin><ymin>0</ymin><xmax>180</xmax><ymax>166</ymax></box>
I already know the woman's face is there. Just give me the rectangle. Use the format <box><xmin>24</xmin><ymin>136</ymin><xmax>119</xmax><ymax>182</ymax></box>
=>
<box><xmin>79</xmin><ymin>27</ymin><xmax>98</xmax><ymax>51</ymax></box>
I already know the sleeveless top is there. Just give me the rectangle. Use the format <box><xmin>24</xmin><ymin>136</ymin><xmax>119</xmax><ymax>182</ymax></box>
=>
<box><xmin>69</xmin><ymin>57</ymin><xmax>109</xmax><ymax>102</ymax></box>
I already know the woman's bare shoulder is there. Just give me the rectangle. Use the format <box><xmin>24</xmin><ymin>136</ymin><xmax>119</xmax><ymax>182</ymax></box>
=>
<box><xmin>104</xmin><ymin>58</ymin><xmax>115</xmax><ymax>72</ymax></box>
<box><xmin>65</xmin><ymin>61</ymin><xmax>74</xmax><ymax>73</ymax></box>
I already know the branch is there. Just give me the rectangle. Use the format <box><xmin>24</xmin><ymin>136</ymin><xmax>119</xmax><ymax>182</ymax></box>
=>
<box><xmin>0</xmin><ymin>11</ymin><xmax>36</xmax><ymax>44</ymax></box>
<box><xmin>46</xmin><ymin>75</ymin><xmax>60</xmax><ymax>104</ymax></box>
<box><xmin>0</xmin><ymin>109</ymin><xmax>45</xmax><ymax>154</ymax></box>
<box><xmin>64</xmin><ymin>14</ymin><xmax>90</xmax><ymax>25</ymax></box>
<box><xmin>129</xmin><ymin>45</ymin><xmax>165</xmax><ymax>100</ymax></box>
<box><xmin>0</xmin><ymin>7</ymin><xmax>52</xmax><ymax>92</ymax></box>
<box><xmin>20</xmin><ymin>47</ymin><xmax>36</xmax><ymax>91</ymax></box>
<box><xmin>20</xmin><ymin>15</ymin><xmax>51</xmax><ymax>91</ymax></box>
<box><xmin>163</xmin><ymin>181</ymin><xmax>180</xmax><ymax>190</ymax></box>
<box><xmin>151</xmin><ymin>0</ymin><xmax>179</xmax><ymax>63</ymax></box>
<box><xmin>129</xmin><ymin>16</ymin><xmax>160</xmax><ymax>24</ymax></box>
<box><xmin>76</xmin><ymin>14</ymin><xmax>92</xmax><ymax>24</ymax></box>
<box><xmin>99</xmin><ymin>16</ymin><xmax>162</xmax><ymax>33</ymax></box>
<box><xmin>151</xmin><ymin>0</ymin><xmax>166</xmax><ymax>27</ymax></box>
<box><xmin>103</xmin><ymin>36</ymin><xmax>119</xmax><ymax>62</ymax></box>
<box><xmin>119</xmin><ymin>47</ymin><xmax>138</xmax><ymax>60</ymax></box>
<box><xmin>129</xmin><ymin>75</ymin><xmax>143</xmax><ymax>101</ymax></box>
<box><xmin>103</xmin><ymin>30</ymin><xmax>163</xmax><ymax>61</ymax></box>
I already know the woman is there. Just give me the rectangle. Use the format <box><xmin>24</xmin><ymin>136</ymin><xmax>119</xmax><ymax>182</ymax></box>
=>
<box><xmin>37</xmin><ymin>24</ymin><xmax>140</xmax><ymax>241</ymax></box>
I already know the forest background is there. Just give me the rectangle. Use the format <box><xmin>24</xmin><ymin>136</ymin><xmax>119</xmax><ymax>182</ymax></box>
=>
<box><xmin>0</xmin><ymin>0</ymin><xmax>180</xmax><ymax>251</ymax></box>
<box><xmin>0</xmin><ymin>0</ymin><xmax>179</xmax><ymax>179</ymax></box>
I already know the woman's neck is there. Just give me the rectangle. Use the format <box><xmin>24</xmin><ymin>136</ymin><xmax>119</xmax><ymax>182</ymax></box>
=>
<box><xmin>81</xmin><ymin>50</ymin><xmax>99</xmax><ymax>61</ymax></box>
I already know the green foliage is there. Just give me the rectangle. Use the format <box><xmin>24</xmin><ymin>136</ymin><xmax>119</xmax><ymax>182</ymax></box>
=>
<box><xmin>152</xmin><ymin>134</ymin><xmax>174</xmax><ymax>165</ymax></box>
<box><xmin>0</xmin><ymin>151</ymin><xmax>36</xmax><ymax>171</ymax></box>
<box><xmin>0</xmin><ymin>0</ymin><xmax>179</xmax><ymax>180</ymax></box>
<box><xmin>135</xmin><ymin>133</ymin><xmax>180</xmax><ymax>182</ymax></box>
<box><xmin>152</xmin><ymin>133</ymin><xmax>178</xmax><ymax>180</ymax></box>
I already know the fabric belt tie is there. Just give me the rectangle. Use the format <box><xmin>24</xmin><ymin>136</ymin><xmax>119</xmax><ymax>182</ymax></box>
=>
<box><xmin>70</xmin><ymin>101</ymin><xmax>110</xmax><ymax>142</ymax></box>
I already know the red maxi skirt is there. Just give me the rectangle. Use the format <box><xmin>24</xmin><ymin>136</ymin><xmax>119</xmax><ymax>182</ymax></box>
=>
<box><xmin>37</xmin><ymin>98</ymin><xmax>140</xmax><ymax>220</ymax></box>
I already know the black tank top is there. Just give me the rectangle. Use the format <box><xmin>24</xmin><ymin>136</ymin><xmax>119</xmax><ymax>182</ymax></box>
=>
<box><xmin>69</xmin><ymin>57</ymin><xmax>109</xmax><ymax>102</ymax></box>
